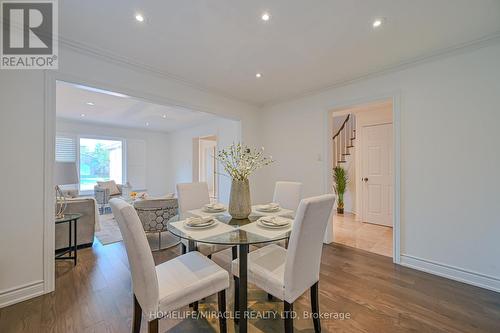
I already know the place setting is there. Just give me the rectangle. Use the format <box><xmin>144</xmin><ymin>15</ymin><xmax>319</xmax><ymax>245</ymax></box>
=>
<box><xmin>251</xmin><ymin>202</ymin><xmax>294</xmax><ymax>218</ymax></box>
<box><xmin>202</xmin><ymin>202</ymin><xmax>226</xmax><ymax>213</ymax></box>
<box><xmin>170</xmin><ymin>214</ymin><xmax>236</xmax><ymax>241</ymax></box>
<box><xmin>256</xmin><ymin>215</ymin><xmax>291</xmax><ymax>229</ymax></box>
<box><xmin>183</xmin><ymin>216</ymin><xmax>217</xmax><ymax>229</ymax></box>
<box><xmin>188</xmin><ymin>202</ymin><xmax>227</xmax><ymax>218</ymax></box>
<box><xmin>255</xmin><ymin>202</ymin><xmax>280</xmax><ymax>213</ymax></box>
<box><xmin>239</xmin><ymin>215</ymin><xmax>293</xmax><ymax>240</ymax></box>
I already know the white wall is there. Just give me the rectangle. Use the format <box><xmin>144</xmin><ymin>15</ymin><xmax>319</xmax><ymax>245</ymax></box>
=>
<box><xmin>257</xmin><ymin>41</ymin><xmax>500</xmax><ymax>291</ymax></box>
<box><xmin>56</xmin><ymin>119</ymin><xmax>171</xmax><ymax>197</ymax></box>
<box><xmin>168</xmin><ymin>118</ymin><xmax>241</xmax><ymax>204</ymax></box>
<box><xmin>0</xmin><ymin>44</ymin><xmax>260</xmax><ymax>307</ymax></box>
<box><xmin>0</xmin><ymin>71</ymin><xmax>46</xmax><ymax>306</ymax></box>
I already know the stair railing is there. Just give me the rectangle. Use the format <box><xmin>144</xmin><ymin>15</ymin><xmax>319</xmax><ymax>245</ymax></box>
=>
<box><xmin>332</xmin><ymin>114</ymin><xmax>355</xmax><ymax>166</ymax></box>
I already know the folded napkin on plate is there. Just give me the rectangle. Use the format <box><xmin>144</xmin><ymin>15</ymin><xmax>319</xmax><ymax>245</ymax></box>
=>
<box><xmin>184</xmin><ymin>216</ymin><xmax>214</xmax><ymax>226</ymax></box>
<box><xmin>204</xmin><ymin>203</ymin><xmax>225</xmax><ymax>210</ymax></box>
<box><xmin>259</xmin><ymin>216</ymin><xmax>290</xmax><ymax>226</ymax></box>
<box><xmin>258</xmin><ymin>202</ymin><xmax>280</xmax><ymax>211</ymax></box>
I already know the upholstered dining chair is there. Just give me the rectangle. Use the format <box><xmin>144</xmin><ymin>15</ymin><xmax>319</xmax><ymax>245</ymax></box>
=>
<box><xmin>110</xmin><ymin>198</ymin><xmax>229</xmax><ymax>333</ymax></box>
<box><xmin>231</xmin><ymin>194</ymin><xmax>335</xmax><ymax>333</ymax></box>
<box><xmin>273</xmin><ymin>181</ymin><xmax>303</xmax><ymax>218</ymax></box>
<box><xmin>176</xmin><ymin>182</ymin><xmax>233</xmax><ymax>258</ymax></box>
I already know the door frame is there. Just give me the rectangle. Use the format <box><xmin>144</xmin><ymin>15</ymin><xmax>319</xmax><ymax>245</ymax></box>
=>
<box><xmin>43</xmin><ymin>70</ymin><xmax>243</xmax><ymax>295</ymax></box>
<box><xmin>323</xmin><ymin>93</ymin><xmax>401</xmax><ymax>264</ymax></box>
<box><xmin>197</xmin><ymin>135</ymin><xmax>218</xmax><ymax>201</ymax></box>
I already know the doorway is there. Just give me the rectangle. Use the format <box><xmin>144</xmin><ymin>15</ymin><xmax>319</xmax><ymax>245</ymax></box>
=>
<box><xmin>330</xmin><ymin>99</ymin><xmax>394</xmax><ymax>257</ymax></box>
<box><xmin>193</xmin><ymin>135</ymin><xmax>218</xmax><ymax>201</ymax></box>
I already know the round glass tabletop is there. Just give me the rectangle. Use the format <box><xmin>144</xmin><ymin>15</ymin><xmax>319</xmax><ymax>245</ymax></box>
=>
<box><xmin>167</xmin><ymin>214</ymin><xmax>292</xmax><ymax>246</ymax></box>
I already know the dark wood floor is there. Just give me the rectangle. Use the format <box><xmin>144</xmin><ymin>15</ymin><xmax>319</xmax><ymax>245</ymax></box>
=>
<box><xmin>1</xmin><ymin>240</ymin><xmax>499</xmax><ymax>333</ymax></box>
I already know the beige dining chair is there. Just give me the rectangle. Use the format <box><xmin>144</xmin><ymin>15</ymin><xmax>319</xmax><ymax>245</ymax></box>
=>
<box><xmin>110</xmin><ymin>198</ymin><xmax>229</xmax><ymax>333</ymax></box>
<box><xmin>231</xmin><ymin>194</ymin><xmax>335</xmax><ymax>333</ymax></box>
<box><xmin>176</xmin><ymin>182</ymin><xmax>233</xmax><ymax>258</ymax></box>
<box><xmin>273</xmin><ymin>181</ymin><xmax>303</xmax><ymax>217</ymax></box>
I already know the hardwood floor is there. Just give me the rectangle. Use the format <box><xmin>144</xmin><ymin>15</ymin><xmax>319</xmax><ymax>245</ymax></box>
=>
<box><xmin>1</xmin><ymin>240</ymin><xmax>499</xmax><ymax>332</ymax></box>
<box><xmin>333</xmin><ymin>213</ymin><xmax>393</xmax><ymax>257</ymax></box>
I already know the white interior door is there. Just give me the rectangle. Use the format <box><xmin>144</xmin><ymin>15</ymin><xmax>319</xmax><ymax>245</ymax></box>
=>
<box><xmin>362</xmin><ymin>123</ymin><xmax>393</xmax><ymax>226</ymax></box>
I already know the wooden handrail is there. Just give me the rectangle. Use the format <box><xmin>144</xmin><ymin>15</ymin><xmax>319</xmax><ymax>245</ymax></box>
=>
<box><xmin>332</xmin><ymin>114</ymin><xmax>350</xmax><ymax>140</ymax></box>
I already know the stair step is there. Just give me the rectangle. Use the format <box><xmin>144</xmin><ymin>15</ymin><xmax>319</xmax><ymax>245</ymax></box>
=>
<box><xmin>342</xmin><ymin>153</ymin><xmax>351</xmax><ymax>156</ymax></box>
<box><xmin>347</xmin><ymin>145</ymin><xmax>354</xmax><ymax>148</ymax></box>
<box><xmin>351</xmin><ymin>137</ymin><xmax>356</xmax><ymax>140</ymax></box>
<box><xmin>337</xmin><ymin>160</ymin><xmax>346</xmax><ymax>163</ymax></box>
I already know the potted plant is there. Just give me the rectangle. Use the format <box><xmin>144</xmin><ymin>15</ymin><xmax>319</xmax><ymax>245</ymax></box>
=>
<box><xmin>216</xmin><ymin>143</ymin><xmax>273</xmax><ymax>219</ymax></box>
<box><xmin>333</xmin><ymin>166</ymin><xmax>348</xmax><ymax>214</ymax></box>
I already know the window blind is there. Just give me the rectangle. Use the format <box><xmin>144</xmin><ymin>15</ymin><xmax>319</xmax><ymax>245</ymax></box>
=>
<box><xmin>55</xmin><ymin>135</ymin><xmax>76</xmax><ymax>162</ymax></box>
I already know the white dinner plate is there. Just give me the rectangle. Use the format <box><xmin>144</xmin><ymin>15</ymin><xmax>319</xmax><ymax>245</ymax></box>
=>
<box><xmin>257</xmin><ymin>220</ymin><xmax>290</xmax><ymax>229</ymax></box>
<box><xmin>183</xmin><ymin>220</ymin><xmax>216</xmax><ymax>229</ymax></box>
<box><xmin>256</xmin><ymin>206</ymin><xmax>281</xmax><ymax>213</ymax></box>
<box><xmin>202</xmin><ymin>207</ymin><xmax>226</xmax><ymax>213</ymax></box>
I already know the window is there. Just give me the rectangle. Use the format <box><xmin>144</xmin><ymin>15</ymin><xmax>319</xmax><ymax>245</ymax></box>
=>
<box><xmin>79</xmin><ymin>138</ymin><xmax>124</xmax><ymax>191</ymax></box>
<box><xmin>55</xmin><ymin>135</ymin><xmax>76</xmax><ymax>162</ymax></box>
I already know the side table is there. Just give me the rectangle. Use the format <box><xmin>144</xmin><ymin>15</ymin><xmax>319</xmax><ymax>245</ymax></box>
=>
<box><xmin>55</xmin><ymin>213</ymin><xmax>82</xmax><ymax>266</ymax></box>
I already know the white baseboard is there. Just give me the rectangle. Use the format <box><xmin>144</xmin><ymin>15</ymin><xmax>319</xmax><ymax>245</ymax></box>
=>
<box><xmin>400</xmin><ymin>254</ymin><xmax>500</xmax><ymax>293</ymax></box>
<box><xmin>0</xmin><ymin>281</ymin><xmax>45</xmax><ymax>308</ymax></box>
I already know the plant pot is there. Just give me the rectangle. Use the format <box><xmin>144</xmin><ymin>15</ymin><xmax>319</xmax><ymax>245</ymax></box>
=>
<box><xmin>337</xmin><ymin>207</ymin><xmax>344</xmax><ymax>214</ymax></box>
<box><xmin>229</xmin><ymin>179</ymin><xmax>251</xmax><ymax>219</ymax></box>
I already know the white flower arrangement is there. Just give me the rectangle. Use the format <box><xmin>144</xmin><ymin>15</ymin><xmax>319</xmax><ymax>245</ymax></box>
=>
<box><xmin>216</xmin><ymin>143</ymin><xmax>273</xmax><ymax>181</ymax></box>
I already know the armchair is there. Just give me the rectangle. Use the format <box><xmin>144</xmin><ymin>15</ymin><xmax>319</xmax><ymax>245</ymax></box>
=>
<box><xmin>94</xmin><ymin>183</ymin><xmax>124</xmax><ymax>214</ymax></box>
<box><xmin>133</xmin><ymin>197</ymin><xmax>180</xmax><ymax>251</ymax></box>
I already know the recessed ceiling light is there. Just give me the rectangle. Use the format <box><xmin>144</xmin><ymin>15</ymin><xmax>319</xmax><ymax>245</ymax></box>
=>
<box><xmin>255</xmin><ymin>73</ymin><xmax>262</xmax><ymax>78</ymax></box>
<box><xmin>261</xmin><ymin>12</ymin><xmax>270</xmax><ymax>21</ymax></box>
<box><xmin>80</xmin><ymin>113</ymin><xmax>86</xmax><ymax>117</ymax></box>
<box><xmin>372</xmin><ymin>18</ymin><xmax>384</xmax><ymax>28</ymax></box>
<box><xmin>162</xmin><ymin>114</ymin><xmax>167</xmax><ymax>119</ymax></box>
<box><xmin>85</xmin><ymin>102</ymin><xmax>94</xmax><ymax>106</ymax></box>
<box><xmin>145</xmin><ymin>122</ymin><xmax>149</xmax><ymax>126</ymax></box>
<box><xmin>135</xmin><ymin>14</ymin><xmax>144</xmax><ymax>22</ymax></box>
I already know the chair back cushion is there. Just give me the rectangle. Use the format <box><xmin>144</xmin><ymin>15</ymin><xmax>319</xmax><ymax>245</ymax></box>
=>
<box><xmin>109</xmin><ymin>198</ymin><xmax>159</xmax><ymax>315</ymax></box>
<box><xmin>273</xmin><ymin>181</ymin><xmax>303</xmax><ymax>212</ymax></box>
<box><xmin>284</xmin><ymin>194</ymin><xmax>335</xmax><ymax>303</ymax></box>
<box><xmin>176</xmin><ymin>182</ymin><xmax>210</xmax><ymax>214</ymax></box>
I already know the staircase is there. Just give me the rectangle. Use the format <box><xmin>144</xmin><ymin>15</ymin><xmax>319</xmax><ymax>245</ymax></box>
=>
<box><xmin>333</xmin><ymin>114</ymin><xmax>356</xmax><ymax>167</ymax></box>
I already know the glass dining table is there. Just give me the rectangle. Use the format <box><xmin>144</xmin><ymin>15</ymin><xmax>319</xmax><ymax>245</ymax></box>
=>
<box><xmin>167</xmin><ymin>212</ymin><xmax>293</xmax><ymax>333</ymax></box>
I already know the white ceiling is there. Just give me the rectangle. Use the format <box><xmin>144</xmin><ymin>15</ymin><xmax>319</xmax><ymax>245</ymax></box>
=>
<box><xmin>59</xmin><ymin>0</ymin><xmax>500</xmax><ymax>105</ymax></box>
<box><xmin>56</xmin><ymin>81</ymin><xmax>218</xmax><ymax>132</ymax></box>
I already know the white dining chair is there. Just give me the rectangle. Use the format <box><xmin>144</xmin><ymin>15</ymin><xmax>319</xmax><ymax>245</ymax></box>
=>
<box><xmin>110</xmin><ymin>198</ymin><xmax>229</xmax><ymax>333</ymax></box>
<box><xmin>177</xmin><ymin>182</ymin><xmax>211</xmax><ymax>214</ymax></box>
<box><xmin>176</xmin><ymin>182</ymin><xmax>233</xmax><ymax>258</ymax></box>
<box><xmin>231</xmin><ymin>194</ymin><xmax>335</xmax><ymax>333</ymax></box>
<box><xmin>273</xmin><ymin>181</ymin><xmax>303</xmax><ymax>217</ymax></box>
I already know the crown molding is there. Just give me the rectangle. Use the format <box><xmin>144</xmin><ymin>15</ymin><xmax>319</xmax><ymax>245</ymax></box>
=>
<box><xmin>261</xmin><ymin>31</ymin><xmax>500</xmax><ymax>108</ymax></box>
<box><xmin>58</xmin><ymin>37</ymin><xmax>259</xmax><ymax>107</ymax></box>
<box><xmin>59</xmin><ymin>31</ymin><xmax>500</xmax><ymax>109</ymax></box>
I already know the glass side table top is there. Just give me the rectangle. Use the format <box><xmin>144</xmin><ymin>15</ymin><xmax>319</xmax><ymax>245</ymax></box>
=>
<box><xmin>55</xmin><ymin>213</ymin><xmax>82</xmax><ymax>224</ymax></box>
<box><xmin>167</xmin><ymin>214</ymin><xmax>292</xmax><ymax>246</ymax></box>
